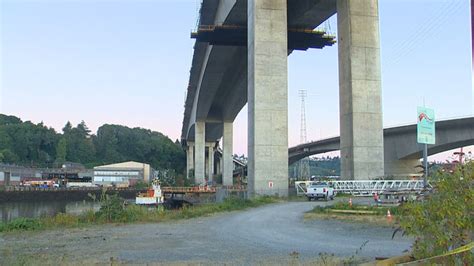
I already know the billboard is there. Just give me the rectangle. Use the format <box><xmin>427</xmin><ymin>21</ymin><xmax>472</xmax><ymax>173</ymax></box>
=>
<box><xmin>417</xmin><ymin>107</ymin><xmax>436</xmax><ymax>144</ymax></box>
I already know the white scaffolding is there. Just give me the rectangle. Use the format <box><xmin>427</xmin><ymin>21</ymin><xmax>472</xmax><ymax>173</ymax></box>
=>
<box><xmin>295</xmin><ymin>180</ymin><xmax>431</xmax><ymax>196</ymax></box>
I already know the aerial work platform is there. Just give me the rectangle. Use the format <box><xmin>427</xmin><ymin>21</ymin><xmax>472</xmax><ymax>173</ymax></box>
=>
<box><xmin>191</xmin><ymin>25</ymin><xmax>336</xmax><ymax>50</ymax></box>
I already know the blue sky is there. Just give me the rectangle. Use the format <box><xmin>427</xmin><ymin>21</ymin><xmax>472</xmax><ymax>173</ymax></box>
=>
<box><xmin>1</xmin><ymin>0</ymin><xmax>472</xmax><ymax>160</ymax></box>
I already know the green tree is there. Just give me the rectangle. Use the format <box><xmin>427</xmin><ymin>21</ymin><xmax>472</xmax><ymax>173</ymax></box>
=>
<box><xmin>398</xmin><ymin>162</ymin><xmax>473</xmax><ymax>263</ymax></box>
<box><xmin>0</xmin><ymin>149</ymin><xmax>19</xmax><ymax>163</ymax></box>
<box><xmin>63</xmin><ymin>121</ymin><xmax>95</xmax><ymax>164</ymax></box>
<box><xmin>94</xmin><ymin>124</ymin><xmax>185</xmax><ymax>172</ymax></box>
<box><xmin>55</xmin><ymin>138</ymin><xmax>67</xmax><ymax>163</ymax></box>
<box><xmin>62</xmin><ymin>121</ymin><xmax>72</xmax><ymax>134</ymax></box>
<box><xmin>0</xmin><ymin>115</ymin><xmax>21</xmax><ymax>125</ymax></box>
<box><xmin>0</xmin><ymin>114</ymin><xmax>186</xmax><ymax>175</ymax></box>
<box><xmin>0</xmin><ymin>115</ymin><xmax>59</xmax><ymax>166</ymax></box>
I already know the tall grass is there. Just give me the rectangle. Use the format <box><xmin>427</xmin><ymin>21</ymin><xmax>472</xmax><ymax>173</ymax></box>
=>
<box><xmin>310</xmin><ymin>201</ymin><xmax>400</xmax><ymax>215</ymax></box>
<box><xmin>0</xmin><ymin>196</ymin><xmax>278</xmax><ymax>233</ymax></box>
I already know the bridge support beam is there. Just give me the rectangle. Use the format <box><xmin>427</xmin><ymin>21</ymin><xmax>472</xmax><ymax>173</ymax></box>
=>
<box><xmin>207</xmin><ymin>143</ymin><xmax>215</xmax><ymax>182</ymax></box>
<box><xmin>337</xmin><ymin>0</ymin><xmax>384</xmax><ymax>180</ymax></box>
<box><xmin>222</xmin><ymin>122</ymin><xmax>233</xmax><ymax>186</ymax></box>
<box><xmin>195</xmin><ymin>121</ymin><xmax>206</xmax><ymax>185</ymax></box>
<box><xmin>186</xmin><ymin>141</ymin><xmax>194</xmax><ymax>179</ymax></box>
<box><xmin>248</xmin><ymin>0</ymin><xmax>288</xmax><ymax>196</ymax></box>
<box><xmin>216</xmin><ymin>156</ymin><xmax>221</xmax><ymax>176</ymax></box>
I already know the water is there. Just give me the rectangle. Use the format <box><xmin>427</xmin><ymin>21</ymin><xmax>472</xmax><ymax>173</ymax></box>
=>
<box><xmin>0</xmin><ymin>201</ymin><xmax>101</xmax><ymax>223</ymax></box>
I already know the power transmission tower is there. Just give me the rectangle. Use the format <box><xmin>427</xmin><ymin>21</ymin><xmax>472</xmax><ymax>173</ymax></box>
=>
<box><xmin>299</xmin><ymin>90</ymin><xmax>310</xmax><ymax>180</ymax></box>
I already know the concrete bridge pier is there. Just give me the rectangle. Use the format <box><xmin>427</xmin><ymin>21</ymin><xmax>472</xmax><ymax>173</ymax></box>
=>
<box><xmin>222</xmin><ymin>121</ymin><xmax>233</xmax><ymax>186</ymax></box>
<box><xmin>195</xmin><ymin>121</ymin><xmax>206</xmax><ymax>184</ymax></box>
<box><xmin>337</xmin><ymin>0</ymin><xmax>384</xmax><ymax>180</ymax></box>
<box><xmin>248</xmin><ymin>0</ymin><xmax>289</xmax><ymax>197</ymax></box>
<box><xmin>186</xmin><ymin>141</ymin><xmax>194</xmax><ymax>179</ymax></box>
<box><xmin>207</xmin><ymin>142</ymin><xmax>215</xmax><ymax>181</ymax></box>
<box><xmin>216</xmin><ymin>156</ymin><xmax>222</xmax><ymax>176</ymax></box>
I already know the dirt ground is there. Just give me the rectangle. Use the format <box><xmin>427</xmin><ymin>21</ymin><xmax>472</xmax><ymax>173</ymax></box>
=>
<box><xmin>0</xmin><ymin>199</ymin><xmax>412</xmax><ymax>265</ymax></box>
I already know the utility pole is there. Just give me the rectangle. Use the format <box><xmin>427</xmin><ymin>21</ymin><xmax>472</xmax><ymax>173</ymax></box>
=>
<box><xmin>299</xmin><ymin>90</ymin><xmax>310</xmax><ymax>180</ymax></box>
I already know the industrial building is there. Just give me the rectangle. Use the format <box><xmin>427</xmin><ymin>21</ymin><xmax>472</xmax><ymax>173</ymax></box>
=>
<box><xmin>0</xmin><ymin>163</ymin><xmax>94</xmax><ymax>187</ymax></box>
<box><xmin>93</xmin><ymin>161</ymin><xmax>154</xmax><ymax>187</ymax></box>
<box><xmin>0</xmin><ymin>164</ymin><xmax>42</xmax><ymax>186</ymax></box>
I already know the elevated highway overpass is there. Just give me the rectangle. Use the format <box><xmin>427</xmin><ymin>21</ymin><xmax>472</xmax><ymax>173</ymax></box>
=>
<box><xmin>182</xmin><ymin>0</ymin><xmax>385</xmax><ymax>196</ymax></box>
<box><xmin>289</xmin><ymin>117</ymin><xmax>474</xmax><ymax>177</ymax></box>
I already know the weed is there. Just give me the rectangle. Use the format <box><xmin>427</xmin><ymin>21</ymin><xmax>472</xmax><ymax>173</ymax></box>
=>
<box><xmin>0</xmin><ymin>195</ymin><xmax>278</xmax><ymax>233</ymax></box>
<box><xmin>79</xmin><ymin>209</ymin><xmax>97</xmax><ymax>224</ymax></box>
<box><xmin>310</xmin><ymin>201</ymin><xmax>399</xmax><ymax>216</ymax></box>
<box><xmin>49</xmin><ymin>213</ymin><xmax>79</xmax><ymax>226</ymax></box>
<box><xmin>96</xmin><ymin>192</ymin><xmax>127</xmax><ymax>222</ymax></box>
<box><xmin>0</xmin><ymin>217</ymin><xmax>42</xmax><ymax>232</ymax></box>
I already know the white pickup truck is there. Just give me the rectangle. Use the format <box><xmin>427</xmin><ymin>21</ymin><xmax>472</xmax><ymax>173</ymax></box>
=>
<box><xmin>305</xmin><ymin>182</ymin><xmax>335</xmax><ymax>201</ymax></box>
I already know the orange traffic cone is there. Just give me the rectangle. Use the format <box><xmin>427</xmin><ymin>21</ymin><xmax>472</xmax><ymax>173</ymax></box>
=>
<box><xmin>349</xmin><ymin>198</ymin><xmax>353</xmax><ymax>207</ymax></box>
<box><xmin>387</xmin><ymin>209</ymin><xmax>392</xmax><ymax>221</ymax></box>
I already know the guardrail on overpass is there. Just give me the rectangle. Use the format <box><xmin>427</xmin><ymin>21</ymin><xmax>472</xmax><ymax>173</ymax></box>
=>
<box><xmin>295</xmin><ymin>180</ymin><xmax>432</xmax><ymax>196</ymax></box>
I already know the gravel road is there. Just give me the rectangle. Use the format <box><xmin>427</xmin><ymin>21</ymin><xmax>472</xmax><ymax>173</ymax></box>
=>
<box><xmin>0</xmin><ymin>200</ymin><xmax>412</xmax><ymax>264</ymax></box>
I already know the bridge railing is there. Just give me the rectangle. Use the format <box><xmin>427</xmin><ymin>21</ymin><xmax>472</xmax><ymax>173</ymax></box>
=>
<box><xmin>295</xmin><ymin>180</ymin><xmax>432</xmax><ymax>196</ymax></box>
<box><xmin>162</xmin><ymin>186</ymin><xmax>217</xmax><ymax>193</ymax></box>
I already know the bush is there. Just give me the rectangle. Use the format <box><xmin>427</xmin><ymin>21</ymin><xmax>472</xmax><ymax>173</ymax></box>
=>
<box><xmin>398</xmin><ymin>162</ymin><xmax>473</xmax><ymax>263</ymax></box>
<box><xmin>49</xmin><ymin>213</ymin><xmax>79</xmax><ymax>226</ymax></box>
<box><xmin>96</xmin><ymin>192</ymin><xmax>127</xmax><ymax>222</ymax></box>
<box><xmin>121</xmin><ymin>205</ymin><xmax>147</xmax><ymax>222</ymax></box>
<box><xmin>79</xmin><ymin>209</ymin><xmax>97</xmax><ymax>224</ymax></box>
<box><xmin>0</xmin><ymin>218</ymin><xmax>42</xmax><ymax>232</ymax></box>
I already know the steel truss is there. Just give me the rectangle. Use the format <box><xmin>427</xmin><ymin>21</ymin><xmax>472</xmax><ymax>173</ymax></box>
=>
<box><xmin>295</xmin><ymin>180</ymin><xmax>431</xmax><ymax>196</ymax></box>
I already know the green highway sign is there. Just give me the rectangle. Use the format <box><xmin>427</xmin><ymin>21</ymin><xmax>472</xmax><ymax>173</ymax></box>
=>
<box><xmin>417</xmin><ymin>106</ymin><xmax>435</xmax><ymax>144</ymax></box>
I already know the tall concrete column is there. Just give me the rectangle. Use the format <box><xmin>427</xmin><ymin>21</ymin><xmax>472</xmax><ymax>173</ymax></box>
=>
<box><xmin>195</xmin><ymin>121</ymin><xmax>206</xmax><ymax>184</ymax></box>
<box><xmin>222</xmin><ymin>122</ymin><xmax>234</xmax><ymax>186</ymax></box>
<box><xmin>337</xmin><ymin>0</ymin><xmax>384</xmax><ymax>180</ymax></box>
<box><xmin>186</xmin><ymin>142</ymin><xmax>194</xmax><ymax>179</ymax></box>
<box><xmin>205</xmin><ymin>152</ymin><xmax>209</xmax><ymax>178</ymax></box>
<box><xmin>208</xmin><ymin>143</ymin><xmax>215</xmax><ymax>182</ymax></box>
<box><xmin>248</xmin><ymin>0</ymin><xmax>288</xmax><ymax>196</ymax></box>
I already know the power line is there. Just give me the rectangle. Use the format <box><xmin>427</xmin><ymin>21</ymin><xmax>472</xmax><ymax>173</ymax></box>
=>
<box><xmin>385</xmin><ymin>0</ymin><xmax>455</xmax><ymax>60</ymax></box>
<box><xmin>385</xmin><ymin>0</ymin><xmax>464</xmax><ymax>67</ymax></box>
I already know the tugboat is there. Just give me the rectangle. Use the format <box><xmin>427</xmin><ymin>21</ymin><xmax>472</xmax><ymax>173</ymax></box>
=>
<box><xmin>135</xmin><ymin>179</ymin><xmax>164</xmax><ymax>205</ymax></box>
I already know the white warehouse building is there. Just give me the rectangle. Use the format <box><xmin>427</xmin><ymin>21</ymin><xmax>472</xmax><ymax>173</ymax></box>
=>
<box><xmin>93</xmin><ymin>161</ymin><xmax>154</xmax><ymax>187</ymax></box>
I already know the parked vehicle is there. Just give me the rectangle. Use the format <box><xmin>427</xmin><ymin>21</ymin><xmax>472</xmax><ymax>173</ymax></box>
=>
<box><xmin>305</xmin><ymin>182</ymin><xmax>335</xmax><ymax>201</ymax></box>
<box><xmin>22</xmin><ymin>180</ymin><xmax>55</xmax><ymax>187</ymax></box>
<box><xmin>66</xmin><ymin>182</ymin><xmax>96</xmax><ymax>188</ymax></box>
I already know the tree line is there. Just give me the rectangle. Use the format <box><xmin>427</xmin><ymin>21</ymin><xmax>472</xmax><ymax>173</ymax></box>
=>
<box><xmin>0</xmin><ymin>114</ymin><xmax>185</xmax><ymax>172</ymax></box>
<box><xmin>289</xmin><ymin>156</ymin><xmax>341</xmax><ymax>178</ymax></box>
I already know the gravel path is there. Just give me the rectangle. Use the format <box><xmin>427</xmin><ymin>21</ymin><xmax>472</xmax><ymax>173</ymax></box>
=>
<box><xmin>0</xmin><ymin>199</ymin><xmax>412</xmax><ymax>264</ymax></box>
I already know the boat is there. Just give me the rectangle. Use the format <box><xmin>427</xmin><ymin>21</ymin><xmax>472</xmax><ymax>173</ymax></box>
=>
<box><xmin>135</xmin><ymin>179</ymin><xmax>164</xmax><ymax>205</ymax></box>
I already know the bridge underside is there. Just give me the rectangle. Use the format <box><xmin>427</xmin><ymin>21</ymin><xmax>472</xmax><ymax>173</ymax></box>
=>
<box><xmin>183</xmin><ymin>0</ymin><xmax>337</xmax><ymax>142</ymax></box>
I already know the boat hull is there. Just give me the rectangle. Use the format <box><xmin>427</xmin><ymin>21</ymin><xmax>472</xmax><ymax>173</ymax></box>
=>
<box><xmin>135</xmin><ymin>197</ymin><xmax>163</xmax><ymax>205</ymax></box>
